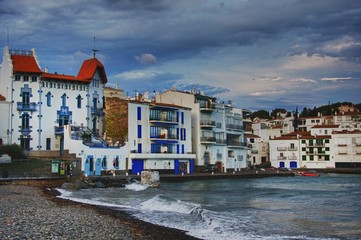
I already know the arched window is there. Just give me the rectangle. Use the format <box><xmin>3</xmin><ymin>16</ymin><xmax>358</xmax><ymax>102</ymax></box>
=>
<box><xmin>101</xmin><ymin>156</ymin><xmax>107</xmax><ymax>169</ymax></box>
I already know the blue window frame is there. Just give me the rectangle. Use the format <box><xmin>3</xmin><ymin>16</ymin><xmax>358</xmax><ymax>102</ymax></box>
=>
<box><xmin>102</xmin><ymin>157</ymin><xmax>107</xmax><ymax>169</ymax></box>
<box><xmin>46</xmin><ymin>92</ymin><xmax>51</xmax><ymax>107</ymax></box>
<box><xmin>138</xmin><ymin>143</ymin><xmax>142</xmax><ymax>153</ymax></box>
<box><xmin>77</xmin><ymin>95</ymin><xmax>82</xmax><ymax>108</ymax></box>
<box><xmin>182</xmin><ymin>144</ymin><xmax>185</xmax><ymax>154</ymax></box>
<box><xmin>61</xmin><ymin>94</ymin><xmax>67</xmax><ymax>106</ymax></box>
<box><xmin>176</xmin><ymin>112</ymin><xmax>179</xmax><ymax>122</ymax></box>
<box><xmin>177</xmin><ymin>144</ymin><xmax>180</xmax><ymax>154</ymax></box>
<box><xmin>137</xmin><ymin>107</ymin><xmax>141</xmax><ymax>120</ymax></box>
<box><xmin>181</xmin><ymin>112</ymin><xmax>184</xmax><ymax>124</ymax></box>
<box><xmin>137</xmin><ymin>125</ymin><xmax>142</xmax><ymax>138</ymax></box>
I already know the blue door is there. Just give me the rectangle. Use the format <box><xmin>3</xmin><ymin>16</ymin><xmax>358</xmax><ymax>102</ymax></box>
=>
<box><xmin>95</xmin><ymin>158</ymin><xmax>102</xmax><ymax>175</ymax></box>
<box><xmin>174</xmin><ymin>160</ymin><xmax>180</xmax><ymax>174</ymax></box>
<box><xmin>132</xmin><ymin>159</ymin><xmax>144</xmax><ymax>175</ymax></box>
<box><xmin>190</xmin><ymin>159</ymin><xmax>194</xmax><ymax>173</ymax></box>
<box><xmin>85</xmin><ymin>156</ymin><xmax>94</xmax><ymax>176</ymax></box>
<box><xmin>279</xmin><ymin>161</ymin><xmax>285</xmax><ymax>168</ymax></box>
<box><xmin>290</xmin><ymin>161</ymin><xmax>297</xmax><ymax>168</ymax></box>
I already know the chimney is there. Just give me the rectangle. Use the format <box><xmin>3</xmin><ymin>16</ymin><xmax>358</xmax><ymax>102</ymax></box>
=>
<box><xmin>115</xmin><ymin>83</ymin><xmax>119</xmax><ymax>89</ymax></box>
<box><xmin>44</xmin><ymin>67</ymin><xmax>48</xmax><ymax>73</ymax></box>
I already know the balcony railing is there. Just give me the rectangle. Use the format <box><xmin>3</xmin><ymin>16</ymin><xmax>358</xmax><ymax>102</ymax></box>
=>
<box><xmin>228</xmin><ymin>141</ymin><xmax>248</xmax><ymax>147</ymax></box>
<box><xmin>288</xmin><ymin>147</ymin><xmax>298</xmax><ymax>151</ymax></box>
<box><xmin>200</xmin><ymin>120</ymin><xmax>216</xmax><ymax>128</ymax></box>
<box><xmin>150</xmin><ymin>116</ymin><xmax>178</xmax><ymax>123</ymax></box>
<box><xmin>251</xmin><ymin>149</ymin><xmax>259</xmax><ymax>154</ymax></box>
<box><xmin>226</xmin><ymin>124</ymin><xmax>243</xmax><ymax>131</ymax></box>
<box><xmin>277</xmin><ymin>156</ymin><xmax>287</xmax><ymax>160</ymax></box>
<box><xmin>200</xmin><ymin>104</ymin><xmax>214</xmax><ymax>112</ymax></box>
<box><xmin>150</xmin><ymin>134</ymin><xmax>178</xmax><ymax>140</ymax></box>
<box><xmin>288</xmin><ymin>155</ymin><xmax>298</xmax><ymax>160</ymax></box>
<box><xmin>91</xmin><ymin>107</ymin><xmax>104</xmax><ymax>116</ymax></box>
<box><xmin>200</xmin><ymin>137</ymin><xmax>216</xmax><ymax>143</ymax></box>
<box><xmin>338</xmin><ymin>144</ymin><xmax>347</xmax><ymax>146</ymax></box>
<box><xmin>215</xmin><ymin>139</ymin><xmax>227</xmax><ymax>144</ymax></box>
<box><xmin>20</xmin><ymin>128</ymin><xmax>32</xmax><ymax>136</ymax></box>
<box><xmin>54</xmin><ymin>126</ymin><xmax>64</xmax><ymax>135</ymax></box>
<box><xmin>17</xmin><ymin>102</ymin><xmax>37</xmax><ymax>111</ymax></box>
<box><xmin>277</xmin><ymin>147</ymin><xmax>287</xmax><ymax>151</ymax></box>
<box><xmin>338</xmin><ymin>151</ymin><xmax>347</xmax><ymax>155</ymax></box>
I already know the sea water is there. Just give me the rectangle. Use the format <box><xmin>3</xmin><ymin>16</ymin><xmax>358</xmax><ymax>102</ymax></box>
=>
<box><xmin>58</xmin><ymin>174</ymin><xmax>361</xmax><ymax>240</ymax></box>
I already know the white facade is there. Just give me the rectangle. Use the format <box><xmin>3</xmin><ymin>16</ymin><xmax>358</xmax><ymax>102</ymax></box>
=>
<box><xmin>156</xmin><ymin>89</ymin><xmax>248</xmax><ymax>172</ymax></box>
<box><xmin>269</xmin><ymin>136</ymin><xmax>300</xmax><ymax>169</ymax></box>
<box><xmin>127</xmin><ymin>101</ymin><xmax>196</xmax><ymax>174</ymax></box>
<box><xmin>332</xmin><ymin>130</ymin><xmax>361</xmax><ymax>167</ymax></box>
<box><xmin>246</xmin><ymin>134</ymin><xmax>269</xmax><ymax>167</ymax></box>
<box><xmin>0</xmin><ymin>46</ymin><xmax>105</xmax><ymax>153</ymax></box>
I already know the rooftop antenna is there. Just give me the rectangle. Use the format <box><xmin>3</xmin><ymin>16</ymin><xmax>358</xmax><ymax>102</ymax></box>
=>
<box><xmin>92</xmin><ymin>36</ymin><xmax>99</xmax><ymax>58</ymax></box>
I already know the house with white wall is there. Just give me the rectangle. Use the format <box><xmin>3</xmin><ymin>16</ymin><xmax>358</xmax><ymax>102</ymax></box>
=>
<box><xmin>156</xmin><ymin>89</ymin><xmax>248</xmax><ymax>172</ymax></box>
<box><xmin>332</xmin><ymin>130</ymin><xmax>361</xmax><ymax>168</ymax></box>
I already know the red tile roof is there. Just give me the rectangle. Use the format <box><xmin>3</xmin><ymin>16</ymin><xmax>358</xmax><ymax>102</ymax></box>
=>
<box><xmin>11</xmin><ymin>53</ymin><xmax>107</xmax><ymax>84</ymax></box>
<box><xmin>311</xmin><ymin>124</ymin><xmax>339</xmax><ymax>129</ymax></box>
<box><xmin>332</xmin><ymin>129</ymin><xmax>361</xmax><ymax>134</ymax></box>
<box><xmin>11</xmin><ymin>55</ymin><xmax>42</xmax><ymax>74</ymax></box>
<box><xmin>42</xmin><ymin>72</ymin><xmax>79</xmax><ymax>82</ymax></box>
<box><xmin>0</xmin><ymin>94</ymin><xmax>6</xmax><ymax>101</ymax></box>
<box><xmin>77</xmin><ymin>58</ymin><xmax>107</xmax><ymax>83</ymax></box>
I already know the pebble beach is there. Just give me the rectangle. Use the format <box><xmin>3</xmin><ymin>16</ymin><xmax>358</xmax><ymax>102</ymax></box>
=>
<box><xmin>0</xmin><ymin>185</ymin><xmax>199</xmax><ymax>240</ymax></box>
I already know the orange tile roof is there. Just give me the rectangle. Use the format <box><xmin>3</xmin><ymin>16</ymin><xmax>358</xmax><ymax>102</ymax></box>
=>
<box><xmin>0</xmin><ymin>94</ymin><xmax>5</xmax><ymax>101</ymax></box>
<box><xmin>11</xmin><ymin>55</ymin><xmax>42</xmax><ymax>74</ymax></box>
<box><xmin>311</xmin><ymin>124</ymin><xmax>339</xmax><ymax>129</ymax></box>
<box><xmin>42</xmin><ymin>72</ymin><xmax>79</xmax><ymax>82</ymax></box>
<box><xmin>77</xmin><ymin>58</ymin><xmax>108</xmax><ymax>83</ymax></box>
<box><xmin>332</xmin><ymin>129</ymin><xmax>361</xmax><ymax>134</ymax></box>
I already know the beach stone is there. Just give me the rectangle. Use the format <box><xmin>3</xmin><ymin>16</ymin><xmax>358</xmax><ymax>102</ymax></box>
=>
<box><xmin>95</xmin><ymin>181</ymin><xmax>106</xmax><ymax>188</ymax></box>
<box><xmin>75</xmin><ymin>179</ymin><xmax>89</xmax><ymax>189</ymax></box>
<box><xmin>141</xmin><ymin>171</ymin><xmax>160</xmax><ymax>187</ymax></box>
<box><xmin>61</xmin><ymin>182</ymin><xmax>80</xmax><ymax>190</ymax></box>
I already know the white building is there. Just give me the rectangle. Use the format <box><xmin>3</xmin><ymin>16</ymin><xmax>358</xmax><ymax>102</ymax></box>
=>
<box><xmin>332</xmin><ymin>130</ymin><xmax>361</xmax><ymax>168</ymax></box>
<box><xmin>269</xmin><ymin>133</ymin><xmax>301</xmax><ymax>169</ymax></box>
<box><xmin>0</xmin><ymin>94</ymin><xmax>11</xmax><ymax>146</ymax></box>
<box><xmin>104</xmin><ymin>97</ymin><xmax>196</xmax><ymax>174</ymax></box>
<box><xmin>0</xmin><ymin>46</ymin><xmax>106</xmax><ymax>153</ymax></box>
<box><xmin>156</xmin><ymin>89</ymin><xmax>248</xmax><ymax>172</ymax></box>
<box><xmin>245</xmin><ymin>134</ymin><xmax>268</xmax><ymax>167</ymax></box>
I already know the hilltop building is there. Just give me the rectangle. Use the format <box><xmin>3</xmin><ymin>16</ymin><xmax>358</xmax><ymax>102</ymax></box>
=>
<box><xmin>156</xmin><ymin>89</ymin><xmax>248</xmax><ymax>172</ymax></box>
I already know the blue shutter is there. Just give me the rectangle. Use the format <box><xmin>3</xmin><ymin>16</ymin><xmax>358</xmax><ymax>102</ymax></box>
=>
<box><xmin>181</xmin><ymin>112</ymin><xmax>184</xmax><ymax>124</ymax></box>
<box><xmin>182</xmin><ymin>144</ymin><xmax>185</xmax><ymax>154</ymax></box>
<box><xmin>137</xmin><ymin>125</ymin><xmax>142</xmax><ymax>138</ymax></box>
<box><xmin>137</xmin><ymin>106</ymin><xmax>141</xmax><ymax>120</ymax></box>
<box><xmin>138</xmin><ymin>143</ymin><xmax>142</xmax><ymax>153</ymax></box>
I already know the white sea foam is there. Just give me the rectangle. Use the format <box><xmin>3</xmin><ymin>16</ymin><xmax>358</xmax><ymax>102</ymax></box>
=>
<box><xmin>140</xmin><ymin>195</ymin><xmax>201</xmax><ymax>214</ymax></box>
<box><xmin>125</xmin><ymin>182</ymin><xmax>149</xmax><ymax>191</ymax></box>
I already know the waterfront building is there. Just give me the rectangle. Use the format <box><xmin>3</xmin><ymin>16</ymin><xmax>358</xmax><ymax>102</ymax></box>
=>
<box><xmin>298</xmin><ymin>116</ymin><xmax>324</xmax><ymax>132</ymax></box>
<box><xmin>332</xmin><ymin>129</ymin><xmax>361</xmax><ymax>168</ymax></box>
<box><xmin>105</xmin><ymin>97</ymin><xmax>196</xmax><ymax>174</ymax></box>
<box><xmin>156</xmin><ymin>89</ymin><xmax>248</xmax><ymax>172</ymax></box>
<box><xmin>0</xmin><ymin>46</ymin><xmax>106</xmax><ymax>153</ymax></box>
<box><xmin>245</xmin><ymin>134</ymin><xmax>269</xmax><ymax>167</ymax></box>
<box><xmin>0</xmin><ymin>94</ymin><xmax>10</xmax><ymax>146</ymax></box>
<box><xmin>269</xmin><ymin>133</ymin><xmax>302</xmax><ymax>169</ymax></box>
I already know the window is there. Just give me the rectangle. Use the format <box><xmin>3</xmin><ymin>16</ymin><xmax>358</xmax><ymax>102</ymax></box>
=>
<box><xmin>93</xmin><ymin>98</ymin><xmax>97</xmax><ymax>108</ymax></box>
<box><xmin>301</xmin><ymin>140</ymin><xmax>306</xmax><ymax>144</ymax></box>
<box><xmin>102</xmin><ymin>157</ymin><xmax>107</xmax><ymax>169</ymax></box>
<box><xmin>15</xmin><ymin>75</ymin><xmax>20</xmax><ymax>81</ymax></box>
<box><xmin>310</xmin><ymin>155</ymin><xmax>314</xmax><ymax>161</ymax></box>
<box><xmin>325</xmin><ymin>155</ymin><xmax>330</xmax><ymax>161</ymax></box>
<box><xmin>23</xmin><ymin>76</ymin><xmax>29</xmax><ymax>82</ymax></box>
<box><xmin>137</xmin><ymin>125</ymin><xmax>142</xmax><ymax>138</ymax></box>
<box><xmin>325</xmin><ymin>139</ymin><xmax>329</xmax><ymax>143</ymax></box>
<box><xmin>181</xmin><ymin>112</ymin><xmax>184</xmax><ymax>124</ymax></box>
<box><xmin>77</xmin><ymin>95</ymin><xmax>82</xmax><ymax>108</ymax></box>
<box><xmin>309</xmin><ymin>140</ymin><xmax>313</xmax><ymax>146</ymax></box>
<box><xmin>302</xmin><ymin>147</ymin><xmax>306</xmax><ymax>151</ymax></box>
<box><xmin>325</xmin><ymin>147</ymin><xmax>330</xmax><ymax>151</ymax></box>
<box><xmin>113</xmin><ymin>156</ymin><xmax>119</xmax><ymax>169</ymax></box>
<box><xmin>137</xmin><ymin>143</ymin><xmax>142</xmax><ymax>153</ymax></box>
<box><xmin>137</xmin><ymin>107</ymin><xmax>141</xmax><ymax>120</ymax></box>
<box><xmin>61</xmin><ymin>94</ymin><xmax>67</xmax><ymax>106</ymax></box>
<box><xmin>20</xmin><ymin>137</ymin><xmax>30</xmax><ymax>151</ymax></box>
<box><xmin>31</xmin><ymin>76</ymin><xmax>37</xmax><ymax>82</ymax></box>
<box><xmin>22</xmin><ymin>113</ymin><xmax>30</xmax><ymax>130</ymax></box>
<box><xmin>290</xmin><ymin>143</ymin><xmax>295</xmax><ymax>149</ymax></box>
<box><xmin>46</xmin><ymin>138</ymin><xmax>51</xmax><ymax>150</ymax></box>
<box><xmin>302</xmin><ymin>155</ymin><xmax>306</xmax><ymax>161</ymax></box>
<box><xmin>182</xmin><ymin>144</ymin><xmax>185</xmax><ymax>154</ymax></box>
<box><xmin>46</xmin><ymin>92</ymin><xmax>51</xmax><ymax>107</ymax></box>
<box><xmin>22</xmin><ymin>92</ymin><xmax>30</xmax><ymax>106</ymax></box>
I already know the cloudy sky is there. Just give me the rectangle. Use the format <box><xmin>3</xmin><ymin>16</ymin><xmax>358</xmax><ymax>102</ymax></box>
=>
<box><xmin>1</xmin><ymin>0</ymin><xmax>360</xmax><ymax>111</ymax></box>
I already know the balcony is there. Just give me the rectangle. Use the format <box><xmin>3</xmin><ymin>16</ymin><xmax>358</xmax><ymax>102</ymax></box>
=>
<box><xmin>277</xmin><ymin>147</ymin><xmax>287</xmax><ymax>151</ymax></box>
<box><xmin>288</xmin><ymin>155</ymin><xmax>298</xmax><ymax>160</ymax></box>
<box><xmin>277</xmin><ymin>156</ymin><xmax>287</xmax><ymax>160</ymax></box>
<box><xmin>150</xmin><ymin>116</ymin><xmax>178</xmax><ymax>125</ymax></box>
<box><xmin>251</xmin><ymin>149</ymin><xmax>259</xmax><ymax>154</ymax></box>
<box><xmin>200</xmin><ymin>136</ymin><xmax>216</xmax><ymax>143</ymax></box>
<box><xmin>20</xmin><ymin>128</ymin><xmax>32</xmax><ymax>136</ymax></box>
<box><xmin>91</xmin><ymin>107</ymin><xmax>104</xmax><ymax>116</ymax></box>
<box><xmin>338</xmin><ymin>143</ymin><xmax>347</xmax><ymax>147</ymax></box>
<box><xmin>200</xmin><ymin>104</ymin><xmax>214</xmax><ymax>112</ymax></box>
<box><xmin>338</xmin><ymin>151</ymin><xmax>348</xmax><ymax>155</ymax></box>
<box><xmin>17</xmin><ymin>102</ymin><xmax>37</xmax><ymax>112</ymax></box>
<box><xmin>288</xmin><ymin>147</ymin><xmax>298</xmax><ymax>151</ymax></box>
<box><xmin>215</xmin><ymin>139</ymin><xmax>227</xmax><ymax>144</ymax></box>
<box><xmin>226</xmin><ymin>124</ymin><xmax>243</xmax><ymax>131</ymax></box>
<box><xmin>200</xmin><ymin>120</ymin><xmax>216</xmax><ymax>128</ymax></box>
<box><xmin>54</xmin><ymin>126</ymin><xmax>64</xmax><ymax>135</ymax></box>
<box><xmin>228</xmin><ymin>141</ymin><xmax>248</xmax><ymax>147</ymax></box>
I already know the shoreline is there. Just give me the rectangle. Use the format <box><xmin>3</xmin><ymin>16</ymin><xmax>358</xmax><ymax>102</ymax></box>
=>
<box><xmin>0</xmin><ymin>185</ymin><xmax>200</xmax><ymax>240</ymax></box>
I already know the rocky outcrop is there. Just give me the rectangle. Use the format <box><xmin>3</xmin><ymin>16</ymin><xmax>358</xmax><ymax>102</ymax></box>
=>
<box><xmin>141</xmin><ymin>171</ymin><xmax>160</xmax><ymax>187</ymax></box>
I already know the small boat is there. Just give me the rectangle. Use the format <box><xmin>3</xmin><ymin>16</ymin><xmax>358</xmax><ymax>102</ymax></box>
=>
<box><xmin>299</xmin><ymin>171</ymin><xmax>320</xmax><ymax>177</ymax></box>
